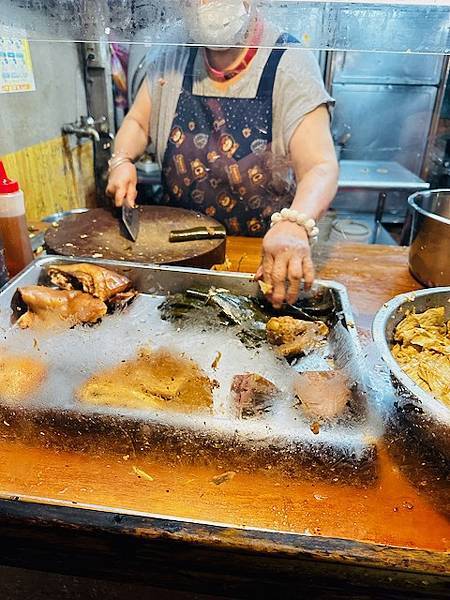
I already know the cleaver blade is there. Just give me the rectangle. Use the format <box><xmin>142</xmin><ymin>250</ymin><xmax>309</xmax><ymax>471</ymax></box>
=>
<box><xmin>121</xmin><ymin>204</ymin><xmax>140</xmax><ymax>242</ymax></box>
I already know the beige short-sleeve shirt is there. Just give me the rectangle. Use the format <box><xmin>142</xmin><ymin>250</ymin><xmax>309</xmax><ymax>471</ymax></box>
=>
<box><xmin>146</xmin><ymin>21</ymin><xmax>334</xmax><ymax>166</ymax></box>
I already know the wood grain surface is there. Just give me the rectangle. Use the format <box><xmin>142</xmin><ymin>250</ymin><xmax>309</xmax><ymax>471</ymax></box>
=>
<box><xmin>0</xmin><ymin>239</ymin><xmax>448</xmax><ymax>594</ymax></box>
<box><xmin>44</xmin><ymin>207</ymin><xmax>226</xmax><ymax>268</ymax></box>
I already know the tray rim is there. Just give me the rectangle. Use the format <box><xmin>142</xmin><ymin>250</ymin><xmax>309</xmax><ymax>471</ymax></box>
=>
<box><xmin>8</xmin><ymin>254</ymin><xmax>358</xmax><ymax>321</ymax></box>
<box><xmin>0</xmin><ymin>493</ymin><xmax>447</xmax><ymax>580</ymax></box>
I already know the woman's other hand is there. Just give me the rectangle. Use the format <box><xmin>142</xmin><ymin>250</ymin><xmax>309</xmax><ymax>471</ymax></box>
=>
<box><xmin>106</xmin><ymin>162</ymin><xmax>138</xmax><ymax>207</ymax></box>
<box><xmin>256</xmin><ymin>104</ymin><xmax>338</xmax><ymax>309</ymax></box>
<box><xmin>256</xmin><ymin>221</ymin><xmax>314</xmax><ymax>309</ymax></box>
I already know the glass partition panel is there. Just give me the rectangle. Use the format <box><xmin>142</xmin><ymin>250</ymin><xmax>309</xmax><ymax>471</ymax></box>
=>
<box><xmin>0</xmin><ymin>0</ymin><xmax>449</xmax><ymax>559</ymax></box>
<box><xmin>0</xmin><ymin>1</ymin><xmax>449</xmax><ymax>53</ymax></box>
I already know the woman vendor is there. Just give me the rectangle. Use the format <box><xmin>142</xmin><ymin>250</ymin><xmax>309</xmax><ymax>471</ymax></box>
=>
<box><xmin>107</xmin><ymin>0</ymin><xmax>338</xmax><ymax>308</ymax></box>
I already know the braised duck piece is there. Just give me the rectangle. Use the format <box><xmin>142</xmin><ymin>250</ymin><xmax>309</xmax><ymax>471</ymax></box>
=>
<box><xmin>294</xmin><ymin>371</ymin><xmax>351</xmax><ymax>420</ymax></box>
<box><xmin>230</xmin><ymin>373</ymin><xmax>279</xmax><ymax>419</ymax></box>
<box><xmin>47</xmin><ymin>263</ymin><xmax>133</xmax><ymax>302</ymax></box>
<box><xmin>16</xmin><ymin>285</ymin><xmax>107</xmax><ymax>329</ymax></box>
<box><xmin>0</xmin><ymin>353</ymin><xmax>47</xmax><ymax>401</ymax></box>
<box><xmin>266</xmin><ymin>316</ymin><xmax>329</xmax><ymax>358</ymax></box>
<box><xmin>77</xmin><ymin>348</ymin><xmax>216</xmax><ymax>412</ymax></box>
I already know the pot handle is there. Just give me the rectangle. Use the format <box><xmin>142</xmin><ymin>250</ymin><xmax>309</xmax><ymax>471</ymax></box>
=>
<box><xmin>399</xmin><ymin>210</ymin><xmax>413</xmax><ymax>246</ymax></box>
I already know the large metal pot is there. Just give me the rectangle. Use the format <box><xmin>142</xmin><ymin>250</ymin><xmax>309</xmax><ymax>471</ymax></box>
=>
<box><xmin>408</xmin><ymin>189</ymin><xmax>450</xmax><ymax>287</ymax></box>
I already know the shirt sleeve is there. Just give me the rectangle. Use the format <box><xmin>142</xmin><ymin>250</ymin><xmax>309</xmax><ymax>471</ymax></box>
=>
<box><xmin>273</xmin><ymin>50</ymin><xmax>335</xmax><ymax>155</ymax></box>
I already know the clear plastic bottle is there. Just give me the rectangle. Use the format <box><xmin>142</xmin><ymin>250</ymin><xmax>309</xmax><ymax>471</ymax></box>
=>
<box><xmin>0</xmin><ymin>161</ymin><xmax>34</xmax><ymax>277</ymax></box>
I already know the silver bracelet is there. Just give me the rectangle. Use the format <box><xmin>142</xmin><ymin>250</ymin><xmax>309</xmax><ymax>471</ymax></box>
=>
<box><xmin>111</xmin><ymin>149</ymin><xmax>132</xmax><ymax>159</ymax></box>
<box><xmin>270</xmin><ymin>208</ymin><xmax>319</xmax><ymax>241</ymax></box>
<box><xmin>108</xmin><ymin>156</ymin><xmax>133</xmax><ymax>174</ymax></box>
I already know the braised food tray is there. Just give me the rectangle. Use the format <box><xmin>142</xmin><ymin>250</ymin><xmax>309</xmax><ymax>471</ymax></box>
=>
<box><xmin>0</xmin><ymin>256</ymin><xmax>377</xmax><ymax>485</ymax></box>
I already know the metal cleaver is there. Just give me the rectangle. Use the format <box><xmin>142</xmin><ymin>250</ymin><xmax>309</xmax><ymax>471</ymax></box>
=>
<box><xmin>121</xmin><ymin>204</ymin><xmax>140</xmax><ymax>242</ymax></box>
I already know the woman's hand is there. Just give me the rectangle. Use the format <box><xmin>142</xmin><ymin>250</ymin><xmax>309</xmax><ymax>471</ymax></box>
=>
<box><xmin>106</xmin><ymin>162</ymin><xmax>138</xmax><ymax>207</ymax></box>
<box><xmin>256</xmin><ymin>221</ymin><xmax>314</xmax><ymax>309</ymax></box>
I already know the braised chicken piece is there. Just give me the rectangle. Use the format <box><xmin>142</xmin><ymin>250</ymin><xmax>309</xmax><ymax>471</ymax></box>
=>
<box><xmin>0</xmin><ymin>353</ymin><xmax>47</xmax><ymax>401</ymax></box>
<box><xmin>48</xmin><ymin>263</ymin><xmax>133</xmax><ymax>302</ymax></box>
<box><xmin>266</xmin><ymin>316</ymin><xmax>329</xmax><ymax>358</ymax></box>
<box><xmin>77</xmin><ymin>348</ymin><xmax>215</xmax><ymax>412</ymax></box>
<box><xmin>16</xmin><ymin>285</ymin><xmax>107</xmax><ymax>329</ymax></box>
<box><xmin>294</xmin><ymin>371</ymin><xmax>351</xmax><ymax>420</ymax></box>
<box><xmin>230</xmin><ymin>373</ymin><xmax>279</xmax><ymax>419</ymax></box>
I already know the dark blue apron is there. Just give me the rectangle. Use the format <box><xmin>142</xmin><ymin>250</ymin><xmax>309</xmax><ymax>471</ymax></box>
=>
<box><xmin>161</xmin><ymin>35</ymin><xmax>296</xmax><ymax>236</ymax></box>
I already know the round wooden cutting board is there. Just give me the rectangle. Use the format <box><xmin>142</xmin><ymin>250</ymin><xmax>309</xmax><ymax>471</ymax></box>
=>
<box><xmin>44</xmin><ymin>206</ymin><xmax>227</xmax><ymax>268</ymax></box>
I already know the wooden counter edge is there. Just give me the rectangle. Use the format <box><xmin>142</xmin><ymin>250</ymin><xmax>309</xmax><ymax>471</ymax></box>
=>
<box><xmin>0</xmin><ymin>497</ymin><xmax>447</xmax><ymax>598</ymax></box>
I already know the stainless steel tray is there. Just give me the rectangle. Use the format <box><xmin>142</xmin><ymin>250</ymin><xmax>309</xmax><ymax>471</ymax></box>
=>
<box><xmin>0</xmin><ymin>256</ymin><xmax>377</xmax><ymax>485</ymax></box>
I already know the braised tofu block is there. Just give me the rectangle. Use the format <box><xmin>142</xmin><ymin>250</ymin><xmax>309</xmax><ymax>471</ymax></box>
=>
<box><xmin>0</xmin><ymin>353</ymin><xmax>47</xmax><ymax>401</ymax></box>
<box><xmin>77</xmin><ymin>348</ymin><xmax>215</xmax><ymax>412</ymax></box>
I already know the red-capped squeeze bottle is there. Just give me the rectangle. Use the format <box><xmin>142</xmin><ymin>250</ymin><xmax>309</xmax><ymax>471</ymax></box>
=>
<box><xmin>0</xmin><ymin>161</ymin><xmax>34</xmax><ymax>277</ymax></box>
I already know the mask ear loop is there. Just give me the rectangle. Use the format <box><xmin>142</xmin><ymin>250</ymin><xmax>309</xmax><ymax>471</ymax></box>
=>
<box><xmin>241</xmin><ymin>5</ymin><xmax>261</xmax><ymax>48</ymax></box>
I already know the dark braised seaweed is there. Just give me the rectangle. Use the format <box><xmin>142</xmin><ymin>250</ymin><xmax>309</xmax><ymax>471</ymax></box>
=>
<box><xmin>159</xmin><ymin>287</ymin><xmax>268</xmax><ymax>346</ymax></box>
<box><xmin>158</xmin><ymin>286</ymin><xmax>335</xmax><ymax>351</ymax></box>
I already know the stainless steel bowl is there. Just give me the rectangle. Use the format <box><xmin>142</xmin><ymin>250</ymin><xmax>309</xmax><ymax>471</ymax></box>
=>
<box><xmin>373</xmin><ymin>289</ymin><xmax>450</xmax><ymax>508</ymax></box>
<box><xmin>42</xmin><ymin>208</ymin><xmax>89</xmax><ymax>223</ymax></box>
<box><xmin>372</xmin><ymin>287</ymin><xmax>450</xmax><ymax>460</ymax></box>
<box><xmin>408</xmin><ymin>189</ymin><xmax>450</xmax><ymax>287</ymax></box>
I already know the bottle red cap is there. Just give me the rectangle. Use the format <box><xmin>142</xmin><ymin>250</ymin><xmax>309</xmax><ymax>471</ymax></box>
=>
<box><xmin>0</xmin><ymin>161</ymin><xmax>20</xmax><ymax>194</ymax></box>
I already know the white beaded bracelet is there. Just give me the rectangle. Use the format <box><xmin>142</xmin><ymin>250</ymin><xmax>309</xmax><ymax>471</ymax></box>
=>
<box><xmin>270</xmin><ymin>208</ymin><xmax>319</xmax><ymax>240</ymax></box>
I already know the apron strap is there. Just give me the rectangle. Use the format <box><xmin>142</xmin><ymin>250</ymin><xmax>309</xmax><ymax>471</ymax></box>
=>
<box><xmin>182</xmin><ymin>33</ymin><xmax>298</xmax><ymax>96</ymax></box>
<box><xmin>255</xmin><ymin>33</ymin><xmax>297</xmax><ymax>98</ymax></box>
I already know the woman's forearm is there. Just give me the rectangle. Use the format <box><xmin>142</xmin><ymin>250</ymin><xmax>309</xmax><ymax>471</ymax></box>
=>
<box><xmin>288</xmin><ymin>105</ymin><xmax>339</xmax><ymax>222</ymax></box>
<box><xmin>290</xmin><ymin>159</ymin><xmax>339</xmax><ymax>221</ymax></box>
<box><xmin>114</xmin><ymin>115</ymin><xmax>149</xmax><ymax>160</ymax></box>
<box><xmin>113</xmin><ymin>77</ymin><xmax>152</xmax><ymax>160</ymax></box>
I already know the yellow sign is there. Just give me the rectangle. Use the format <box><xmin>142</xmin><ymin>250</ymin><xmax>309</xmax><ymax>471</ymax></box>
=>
<box><xmin>0</xmin><ymin>32</ymin><xmax>35</xmax><ymax>94</ymax></box>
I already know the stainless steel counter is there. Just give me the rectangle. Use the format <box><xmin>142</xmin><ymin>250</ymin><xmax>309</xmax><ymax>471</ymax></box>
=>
<box><xmin>338</xmin><ymin>160</ymin><xmax>430</xmax><ymax>190</ymax></box>
<box><xmin>137</xmin><ymin>160</ymin><xmax>430</xmax><ymax>192</ymax></box>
